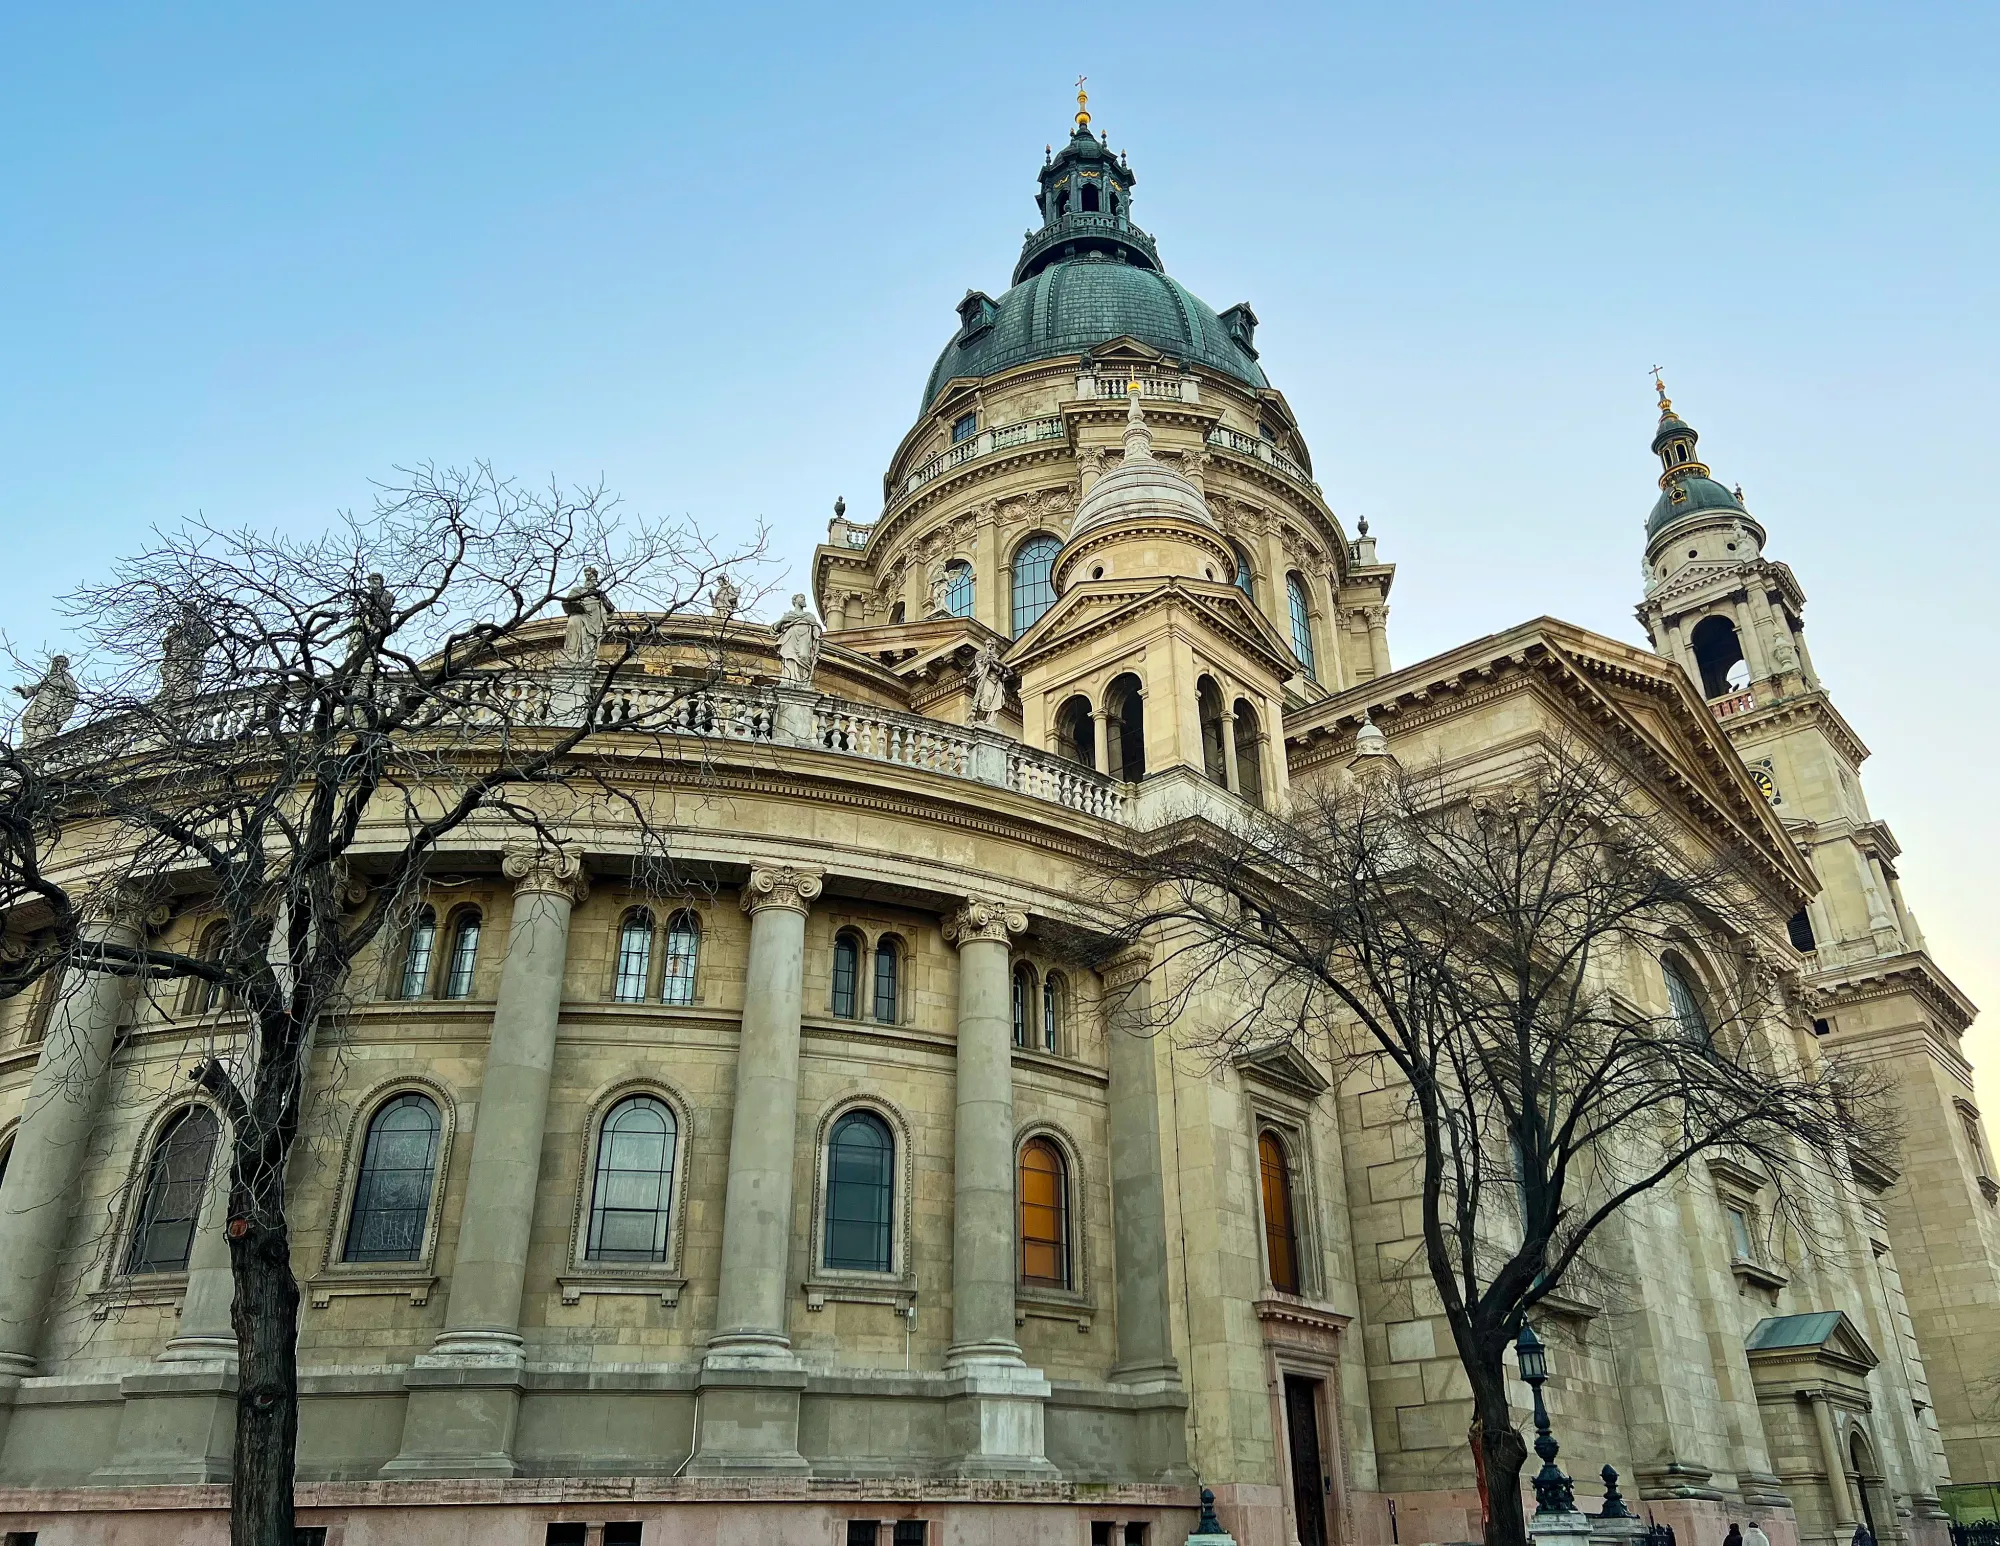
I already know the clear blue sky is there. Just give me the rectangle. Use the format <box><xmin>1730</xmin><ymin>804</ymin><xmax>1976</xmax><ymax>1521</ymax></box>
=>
<box><xmin>4</xmin><ymin>4</ymin><xmax>1995</xmax><ymax>1074</ymax></box>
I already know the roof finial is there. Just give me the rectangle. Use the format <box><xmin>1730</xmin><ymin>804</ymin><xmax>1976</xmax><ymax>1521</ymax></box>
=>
<box><xmin>1650</xmin><ymin>364</ymin><xmax>1674</xmax><ymax>417</ymax></box>
<box><xmin>1075</xmin><ymin>75</ymin><xmax>1091</xmax><ymax>131</ymax></box>
<box><xmin>1123</xmin><ymin>379</ymin><xmax>1154</xmax><ymax>461</ymax></box>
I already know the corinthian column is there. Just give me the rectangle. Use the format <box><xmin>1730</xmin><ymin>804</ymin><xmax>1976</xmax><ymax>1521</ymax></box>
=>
<box><xmin>939</xmin><ymin>898</ymin><xmax>1056</xmax><ymax>1478</ymax></box>
<box><xmin>0</xmin><ymin>890</ymin><xmax>154</xmax><ymax>1378</ymax></box>
<box><xmin>707</xmin><ymin>862</ymin><xmax>822</xmax><ymax>1362</ymax></box>
<box><xmin>385</xmin><ymin>843</ymin><xmax>585</xmax><ymax>1479</ymax></box>
<box><xmin>943</xmin><ymin>897</ymin><xmax>1029</xmax><ymax>1368</ymax></box>
<box><xmin>689</xmin><ymin>862</ymin><xmax>821</xmax><ymax>1479</ymax></box>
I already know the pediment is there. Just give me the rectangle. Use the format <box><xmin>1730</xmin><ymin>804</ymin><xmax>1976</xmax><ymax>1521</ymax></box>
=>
<box><xmin>1745</xmin><ymin>1310</ymin><xmax>1879</xmax><ymax>1376</ymax></box>
<box><xmin>1009</xmin><ymin>578</ymin><xmax>1296</xmax><ymax>684</ymax></box>
<box><xmin>1234</xmin><ymin>1042</ymin><xmax>1330</xmax><ymax>1097</ymax></box>
<box><xmin>1087</xmin><ymin>336</ymin><xmax>1171</xmax><ymax>368</ymax></box>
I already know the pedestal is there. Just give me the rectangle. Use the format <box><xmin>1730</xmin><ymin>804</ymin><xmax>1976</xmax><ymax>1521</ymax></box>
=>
<box><xmin>1533</xmin><ymin>1511</ymin><xmax>1600</xmax><ymax>1546</ymax></box>
<box><xmin>943</xmin><ymin>1364</ymin><xmax>1060</xmax><ymax>1480</ymax></box>
<box><xmin>684</xmin><ymin>1356</ymin><xmax>810</xmax><ymax>1476</ymax></box>
<box><xmin>91</xmin><ymin>1365</ymin><xmax>238</xmax><ymax>1484</ymax></box>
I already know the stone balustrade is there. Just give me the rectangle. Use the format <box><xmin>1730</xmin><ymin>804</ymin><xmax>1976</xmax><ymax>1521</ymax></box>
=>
<box><xmin>1204</xmin><ymin>424</ymin><xmax>1315</xmax><ymax>487</ymax></box>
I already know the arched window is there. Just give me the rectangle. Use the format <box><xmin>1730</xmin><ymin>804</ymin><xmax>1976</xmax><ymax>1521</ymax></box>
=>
<box><xmin>441</xmin><ymin>910</ymin><xmax>481</xmax><ymax>1000</ymax></box>
<box><xmin>1286</xmin><ymin>574</ymin><xmax>1317</xmax><ymax>677</ymax></box>
<box><xmin>185</xmin><ymin>920</ymin><xmax>232</xmax><ymax>1015</ymax></box>
<box><xmin>396</xmin><ymin>910</ymin><xmax>436</xmax><ymax>1000</ymax></box>
<box><xmin>824</xmin><ymin>1110</ymin><xmax>894</xmax><ymax>1272</ymax></box>
<box><xmin>1661</xmin><ymin>953</ymin><xmax>1712</xmax><ymax>1045</ymax></box>
<box><xmin>1231</xmin><ymin>543</ymin><xmax>1255</xmax><ymax>599</ymax></box>
<box><xmin>586</xmin><ymin>1095</ymin><xmax>679</xmax><ymax>1263</ymax></box>
<box><xmin>1010</xmin><ymin>535</ymin><xmax>1061</xmax><ymax>636</ymax></box>
<box><xmin>1233</xmin><ymin>698</ymin><xmax>1266</xmax><ymax>806</ymax></box>
<box><xmin>1055</xmin><ymin>694</ymin><xmax>1096</xmax><ymax>770</ymax></box>
<box><xmin>125</xmin><ymin>1106</ymin><xmax>220</xmax><ymax>1274</ymax></box>
<box><xmin>1019</xmin><ymin>1137</ymin><xmax>1071</xmax><ymax>1288</ymax></box>
<box><xmin>1012</xmin><ymin>961</ymin><xmax>1036</xmax><ymax>1048</ymax></box>
<box><xmin>1081</xmin><ymin>182</ymin><xmax>1101</xmax><ymax>213</ymax></box>
<box><xmin>343</xmin><ymin>1092</ymin><xmax>442</xmax><ymax>1263</ymax></box>
<box><xmin>890</xmin><ymin>601</ymin><xmax>906</xmax><ymax>625</ymax></box>
<box><xmin>1197</xmin><ymin>676</ymin><xmax>1228</xmax><ymax>787</ymax></box>
<box><xmin>1042</xmin><ymin>971</ymin><xmax>1066</xmax><ymax>1054</ymax></box>
<box><xmin>872</xmin><ymin>938</ymin><xmax>901</xmax><ymax>1025</ymax></box>
<box><xmin>943</xmin><ymin>560</ymin><xmax>975</xmax><ymax>619</ymax></box>
<box><xmin>1106</xmin><ymin>673</ymin><xmax>1145</xmax><ymax>782</ymax></box>
<box><xmin>1056</xmin><ymin>188</ymin><xmax>1070</xmax><ymax>218</ymax></box>
<box><xmin>662</xmin><ymin>911</ymin><xmax>700</xmax><ymax>1005</ymax></box>
<box><xmin>1259</xmin><ymin>1130</ymin><xmax>1302</xmax><ymax>1294</ymax></box>
<box><xmin>831</xmin><ymin>931</ymin><xmax>862</xmax><ymax>1019</ymax></box>
<box><xmin>613</xmin><ymin>909</ymin><xmax>654</xmax><ymax>1002</ymax></box>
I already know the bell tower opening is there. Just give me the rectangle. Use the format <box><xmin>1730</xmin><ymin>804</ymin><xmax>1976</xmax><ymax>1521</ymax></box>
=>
<box><xmin>1689</xmin><ymin>614</ymin><xmax>1748</xmax><ymax>699</ymax></box>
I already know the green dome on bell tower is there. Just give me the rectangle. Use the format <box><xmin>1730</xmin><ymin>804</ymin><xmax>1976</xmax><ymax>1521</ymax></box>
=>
<box><xmin>922</xmin><ymin>95</ymin><xmax>1269</xmax><ymax>410</ymax></box>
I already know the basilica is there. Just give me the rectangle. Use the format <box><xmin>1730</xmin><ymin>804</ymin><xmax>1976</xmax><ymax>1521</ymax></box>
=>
<box><xmin>0</xmin><ymin>101</ymin><xmax>1994</xmax><ymax>1546</ymax></box>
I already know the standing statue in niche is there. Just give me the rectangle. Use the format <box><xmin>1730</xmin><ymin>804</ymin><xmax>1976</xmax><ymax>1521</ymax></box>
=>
<box><xmin>926</xmin><ymin>561</ymin><xmax>954</xmax><ymax>619</ymax></box>
<box><xmin>773</xmin><ymin>594</ymin><xmax>824</xmax><ymax>687</ymax></box>
<box><xmin>158</xmin><ymin>601</ymin><xmax>214</xmax><ymax>702</ymax></box>
<box><xmin>968</xmin><ymin>641</ymin><xmax>1010</xmax><ymax>726</ymax></box>
<box><xmin>561</xmin><ymin>566</ymin><xmax>614</xmax><ymax>664</ymax></box>
<box><xmin>13</xmin><ymin>656</ymin><xmax>78</xmax><ymax>746</ymax></box>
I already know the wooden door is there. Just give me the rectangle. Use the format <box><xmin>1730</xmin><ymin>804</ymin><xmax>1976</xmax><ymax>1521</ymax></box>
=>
<box><xmin>1285</xmin><ymin>1374</ymin><xmax>1329</xmax><ymax>1546</ymax></box>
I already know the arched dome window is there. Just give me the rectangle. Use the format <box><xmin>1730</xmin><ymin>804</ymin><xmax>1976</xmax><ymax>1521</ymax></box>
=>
<box><xmin>586</xmin><ymin>1095</ymin><xmax>678</xmax><ymax>1264</ymax></box>
<box><xmin>613</xmin><ymin>908</ymin><xmax>654</xmax><ymax>1002</ymax></box>
<box><xmin>824</xmin><ymin>1110</ymin><xmax>895</xmax><ymax>1273</ymax></box>
<box><xmin>343</xmin><ymin>1093</ymin><xmax>441</xmax><ymax>1263</ymax></box>
<box><xmin>943</xmin><ymin>560</ymin><xmax>975</xmax><ymax>619</ymax></box>
<box><xmin>1018</xmin><ymin>1137</ymin><xmax>1071</xmax><ymax>1288</ymax></box>
<box><xmin>872</xmin><ymin>937</ymin><xmax>902</xmax><ymax>1025</ymax></box>
<box><xmin>1010</xmin><ymin>535</ymin><xmax>1061</xmax><ymax>636</ymax></box>
<box><xmin>1231</xmin><ymin>543</ymin><xmax>1255</xmax><ymax>599</ymax></box>
<box><xmin>441</xmin><ymin>910</ymin><xmax>481</xmax><ymax>1000</ymax></box>
<box><xmin>831</xmin><ymin>930</ymin><xmax>863</xmax><ymax>1020</ymax></box>
<box><xmin>1661</xmin><ymin>953</ymin><xmax>1712</xmax><ymax>1046</ymax></box>
<box><xmin>1012</xmin><ymin>960</ymin><xmax>1036</xmax><ymax>1048</ymax></box>
<box><xmin>662</xmin><ymin>911</ymin><xmax>701</xmax><ymax>1005</ymax></box>
<box><xmin>1286</xmin><ymin>574</ymin><xmax>1318</xmax><ymax>678</ymax></box>
<box><xmin>125</xmin><ymin>1106</ymin><xmax>219</xmax><ymax>1275</ymax></box>
<box><xmin>1259</xmin><ymin>1129</ymin><xmax>1302</xmax><ymax>1294</ymax></box>
<box><xmin>1081</xmin><ymin>182</ymin><xmax>1100</xmax><ymax>213</ymax></box>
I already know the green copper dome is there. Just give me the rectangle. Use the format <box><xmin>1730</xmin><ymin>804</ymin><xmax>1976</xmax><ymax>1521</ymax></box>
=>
<box><xmin>922</xmin><ymin>125</ymin><xmax>1268</xmax><ymax>409</ymax></box>
<box><xmin>924</xmin><ymin>258</ymin><xmax>1269</xmax><ymax>409</ymax></box>
<box><xmin>1647</xmin><ymin>474</ymin><xmax>1746</xmax><ymax>538</ymax></box>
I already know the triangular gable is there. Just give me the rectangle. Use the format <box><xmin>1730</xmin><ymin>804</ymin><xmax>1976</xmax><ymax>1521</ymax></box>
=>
<box><xmin>1009</xmin><ymin>578</ymin><xmax>1296</xmax><ymax>683</ymax></box>
<box><xmin>1745</xmin><ymin>1310</ymin><xmax>1879</xmax><ymax>1375</ymax></box>
<box><xmin>1234</xmin><ymin>1042</ymin><xmax>1331</xmax><ymax>1097</ymax></box>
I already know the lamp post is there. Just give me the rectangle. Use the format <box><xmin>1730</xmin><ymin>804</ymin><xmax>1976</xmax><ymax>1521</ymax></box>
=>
<box><xmin>1515</xmin><ymin>1322</ymin><xmax>1575</xmax><ymax>1517</ymax></box>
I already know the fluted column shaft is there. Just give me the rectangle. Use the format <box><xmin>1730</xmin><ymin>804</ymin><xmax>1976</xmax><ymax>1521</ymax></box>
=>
<box><xmin>944</xmin><ymin>899</ymin><xmax>1027</xmax><ymax>1368</ymax></box>
<box><xmin>432</xmin><ymin>847</ymin><xmax>585</xmax><ymax>1354</ymax></box>
<box><xmin>708</xmin><ymin>863</ymin><xmax>822</xmax><ymax>1360</ymax></box>
<box><xmin>0</xmin><ymin>906</ymin><xmax>148</xmax><ymax>1375</ymax></box>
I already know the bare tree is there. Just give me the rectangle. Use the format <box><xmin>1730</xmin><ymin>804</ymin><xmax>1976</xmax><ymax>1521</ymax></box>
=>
<box><xmin>0</xmin><ymin>464</ymin><xmax>760</xmax><ymax>1546</ymax></box>
<box><xmin>1094</xmin><ymin>735</ymin><xmax>1889</xmax><ymax>1546</ymax></box>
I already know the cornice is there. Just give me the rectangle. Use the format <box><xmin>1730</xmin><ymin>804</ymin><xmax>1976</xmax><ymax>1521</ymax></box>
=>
<box><xmin>1807</xmin><ymin>949</ymin><xmax>1977</xmax><ymax>1035</ymax></box>
<box><xmin>1716</xmin><ymin>688</ymin><xmax>1870</xmax><ymax>769</ymax></box>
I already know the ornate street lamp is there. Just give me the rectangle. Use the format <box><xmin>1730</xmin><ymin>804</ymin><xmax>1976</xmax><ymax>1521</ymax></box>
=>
<box><xmin>1515</xmin><ymin>1322</ymin><xmax>1576</xmax><ymax>1517</ymax></box>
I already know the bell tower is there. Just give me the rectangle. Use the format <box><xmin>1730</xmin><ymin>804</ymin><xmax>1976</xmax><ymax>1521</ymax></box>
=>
<box><xmin>1634</xmin><ymin>382</ymin><xmax>1998</xmax><ymax>1490</ymax></box>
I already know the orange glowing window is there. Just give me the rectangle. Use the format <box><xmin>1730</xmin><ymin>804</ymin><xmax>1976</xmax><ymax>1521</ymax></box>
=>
<box><xmin>1260</xmin><ymin>1131</ymin><xmax>1301</xmax><ymax>1293</ymax></box>
<box><xmin>1018</xmin><ymin>1137</ymin><xmax>1070</xmax><ymax>1289</ymax></box>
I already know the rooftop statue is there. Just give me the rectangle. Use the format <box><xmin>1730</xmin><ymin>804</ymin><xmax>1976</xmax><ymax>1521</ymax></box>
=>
<box><xmin>968</xmin><ymin>640</ymin><xmax>1010</xmax><ymax>726</ymax></box>
<box><xmin>561</xmin><ymin>566</ymin><xmax>614</xmax><ymax>664</ymax></box>
<box><xmin>13</xmin><ymin>655</ymin><xmax>78</xmax><ymax>746</ymax></box>
<box><xmin>158</xmin><ymin>601</ymin><xmax>214</xmax><ymax>702</ymax></box>
<box><xmin>773</xmin><ymin>594</ymin><xmax>823</xmax><ymax>687</ymax></box>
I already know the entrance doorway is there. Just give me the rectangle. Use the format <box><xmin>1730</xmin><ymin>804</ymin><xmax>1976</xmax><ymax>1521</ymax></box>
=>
<box><xmin>1284</xmin><ymin>1374</ymin><xmax>1329</xmax><ymax>1546</ymax></box>
<box><xmin>1849</xmin><ymin>1432</ymin><xmax>1882</xmax><ymax>1542</ymax></box>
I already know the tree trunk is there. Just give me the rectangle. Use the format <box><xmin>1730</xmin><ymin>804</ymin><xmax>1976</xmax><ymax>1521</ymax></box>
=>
<box><xmin>229</xmin><ymin>1213</ymin><xmax>299</xmax><ymax>1546</ymax></box>
<box><xmin>1470</xmin><ymin>1352</ymin><xmax>1530</xmax><ymax>1546</ymax></box>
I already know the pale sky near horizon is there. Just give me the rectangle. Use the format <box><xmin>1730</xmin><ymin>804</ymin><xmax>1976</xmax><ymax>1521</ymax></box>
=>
<box><xmin>3</xmin><ymin>5</ymin><xmax>1996</xmax><ymax>1094</ymax></box>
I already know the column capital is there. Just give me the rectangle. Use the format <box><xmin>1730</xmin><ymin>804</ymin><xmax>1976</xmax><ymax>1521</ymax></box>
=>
<box><xmin>88</xmin><ymin>880</ymin><xmax>170</xmax><ymax>935</ymax></box>
<box><xmin>501</xmin><ymin>843</ymin><xmax>589</xmax><ymax>904</ymax></box>
<box><xmin>944</xmin><ymin>898</ymin><xmax>1027</xmax><ymax>949</ymax></box>
<box><xmin>739</xmin><ymin>863</ymin><xmax>824</xmax><ymax>917</ymax></box>
<box><xmin>1100</xmin><ymin>946</ymin><xmax>1153</xmax><ymax>992</ymax></box>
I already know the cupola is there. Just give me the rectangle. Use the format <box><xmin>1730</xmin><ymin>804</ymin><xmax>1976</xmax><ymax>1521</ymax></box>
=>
<box><xmin>1054</xmin><ymin>386</ymin><xmax>1236</xmax><ymax>592</ymax></box>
